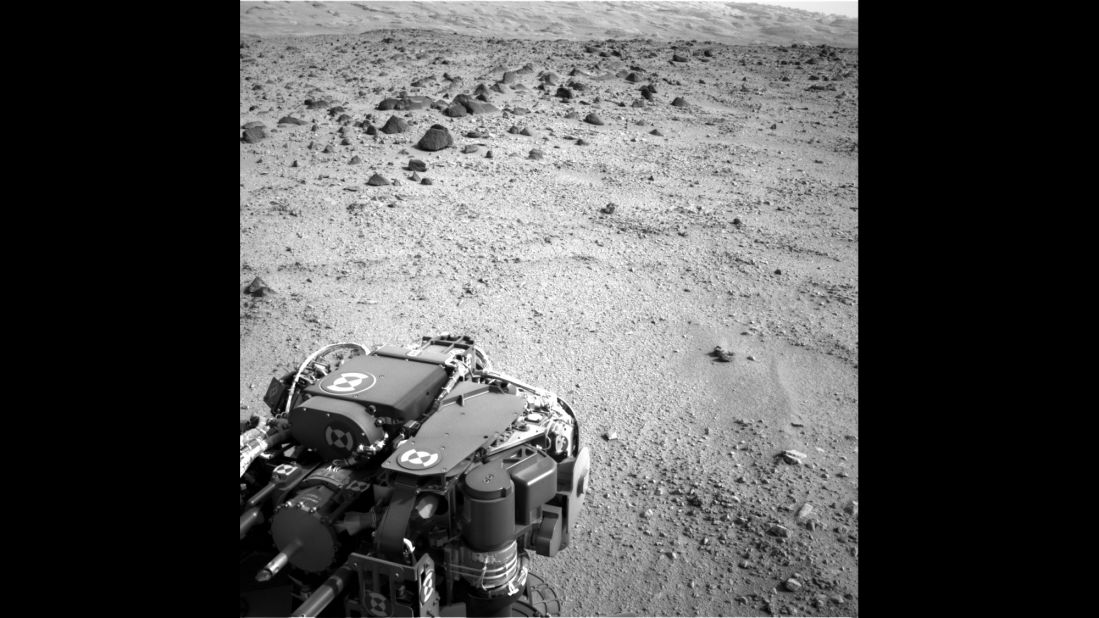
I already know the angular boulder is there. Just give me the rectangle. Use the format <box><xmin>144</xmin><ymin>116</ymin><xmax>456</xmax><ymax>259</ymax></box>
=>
<box><xmin>415</xmin><ymin>124</ymin><xmax>454</xmax><ymax>152</ymax></box>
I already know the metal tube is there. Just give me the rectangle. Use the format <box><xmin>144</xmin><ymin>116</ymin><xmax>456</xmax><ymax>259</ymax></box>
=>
<box><xmin>239</xmin><ymin>507</ymin><xmax>263</xmax><ymax>540</ymax></box>
<box><xmin>247</xmin><ymin>481</ymin><xmax>278</xmax><ymax>507</ymax></box>
<box><xmin>256</xmin><ymin>541</ymin><xmax>301</xmax><ymax>582</ymax></box>
<box><xmin>290</xmin><ymin>564</ymin><xmax>355</xmax><ymax>617</ymax></box>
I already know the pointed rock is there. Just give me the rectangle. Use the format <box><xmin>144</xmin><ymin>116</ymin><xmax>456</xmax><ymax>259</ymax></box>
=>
<box><xmin>244</xmin><ymin>277</ymin><xmax>272</xmax><ymax>297</ymax></box>
<box><xmin>415</xmin><ymin>125</ymin><xmax>454</xmax><ymax>152</ymax></box>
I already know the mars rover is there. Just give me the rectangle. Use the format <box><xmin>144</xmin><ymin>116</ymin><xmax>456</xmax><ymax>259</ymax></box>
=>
<box><xmin>240</xmin><ymin>334</ymin><xmax>590</xmax><ymax>617</ymax></box>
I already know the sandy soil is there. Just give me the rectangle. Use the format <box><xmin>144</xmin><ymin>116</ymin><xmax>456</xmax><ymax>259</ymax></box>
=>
<box><xmin>240</xmin><ymin>8</ymin><xmax>858</xmax><ymax>616</ymax></box>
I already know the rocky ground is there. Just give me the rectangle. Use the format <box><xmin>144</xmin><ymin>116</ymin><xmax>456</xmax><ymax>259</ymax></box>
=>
<box><xmin>240</xmin><ymin>23</ymin><xmax>858</xmax><ymax>617</ymax></box>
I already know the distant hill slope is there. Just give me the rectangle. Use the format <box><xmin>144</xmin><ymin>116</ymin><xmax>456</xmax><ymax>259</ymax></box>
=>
<box><xmin>239</xmin><ymin>1</ymin><xmax>858</xmax><ymax>47</ymax></box>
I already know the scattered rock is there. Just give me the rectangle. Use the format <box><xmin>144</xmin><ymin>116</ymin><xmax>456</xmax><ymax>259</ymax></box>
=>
<box><xmin>244</xmin><ymin>277</ymin><xmax>272</xmax><ymax>297</ymax></box>
<box><xmin>671</xmin><ymin>97</ymin><xmax>689</xmax><ymax>107</ymax></box>
<box><xmin>377</xmin><ymin>95</ymin><xmax>433</xmax><ymax>111</ymax></box>
<box><xmin>601</xmin><ymin>203</ymin><xmax>616</xmax><ymax>215</ymax></box>
<box><xmin>241</xmin><ymin>126</ymin><xmax>266</xmax><ymax>143</ymax></box>
<box><xmin>349</xmin><ymin>155</ymin><xmax>361</xmax><ymax>164</ymax></box>
<box><xmin>416</xmin><ymin>124</ymin><xmax>454</xmax><ymax>151</ymax></box>
<box><xmin>528</xmin><ymin>149</ymin><xmax>544</xmax><ymax>160</ymax></box>
<box><xmin>603</xmin><ymin>430</ymin><xmax>619</xmax><ymax>441</ymax></box>
<box><xmin>781</xmin><ymin>450</ymin><xmax>808</xmax><ymax>465</ymax></box>
<box><xmin>367</xmin><ymin>173</ymin><xmax>390</xmax><ymax>186</ymax></box>
<box><xmin>443</xmin><ymin>102</ymin><xmax>468</xmax><ymax>118</ymax></box>
<box><xmin>277</xmin><ymin>116</ymin><xmax>305</xmax><ymax>126</ymax></box>
<box><xmin>462</xmin><ymin>144</ymin><xmax>480</xmax><ymax>154</ymax></box>
<box><xmin>710</xmin><ymin>346</ymin><xmax>735</xmax><ymax>362</ymax></box>
<box><xmin>795</xmin><ymin>503</ymin><xmax>814</xmax><ymax>520</ymax></box>
<box><xmin>584</xmin><ymin>113</ymin><xmax>605</xmax><ymax>126</ymax></box>
<box><xmin>768</xmin><ymin>525</ymin><xmax>791</xmax><ymax>538</ymax></box>
<box><xmin>845</xmin><ymin>501</ymin><xmax>858</xmax><ymax>517</ymax></box>
<box><xmin>408</xmin><ymin>159</ymin><xmax>427</xmax><ymax>172</ymax></box>
<box><xmin>421</xmin><ymin>178</ymin><xmax>434</xmax><ymax>185</ymax></box>
<box><xmin>650</xmin><ymin>129</ymin><xmax>664</xmax><ymax>136</ymax></box>
<box><xmin>381</xmin><ymin>116</ymin><xmax>410</xmax><ymax>134</ymax></box>
<box><xmin>784</xmin><ymin>578</ymin><xmax>802</xmax><ymax>592</ymax></box>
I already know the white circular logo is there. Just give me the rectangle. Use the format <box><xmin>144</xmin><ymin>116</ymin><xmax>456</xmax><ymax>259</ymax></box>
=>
<box><xmin>321</xmin><ymin>372</ymin><xmax>376</xmax><ymax>395</ymax></box>
<box><xmin>324</xmin><ymin>425</ymin><xmax>355</xmax><ymax>451</ymax></box>
<box><xmin>420</xmin><ymin>569</ymin><xmax>435</xmax><ymax>603</ymax></box>
<box><xmin>398</xmin><ymin>448</ymin><xmax>440</xmax><ymax>470</ymax></box>
<box><xmin>367</xmin><ymin>591</ymin><xmax>389</xmax><ymax>616</ymax></box>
